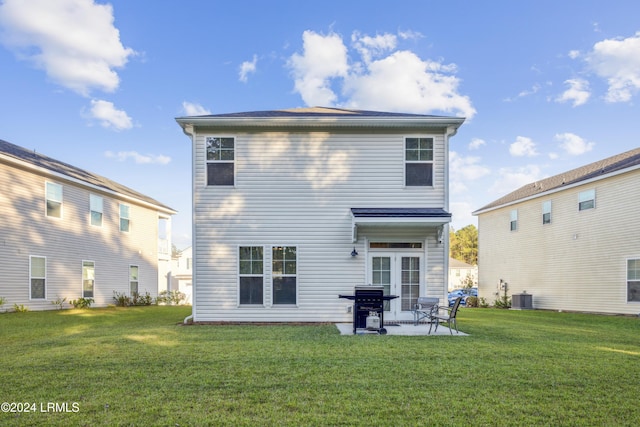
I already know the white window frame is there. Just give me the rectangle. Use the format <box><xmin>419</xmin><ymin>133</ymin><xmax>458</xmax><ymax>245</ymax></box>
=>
<box><xmin>627</xmin><ymin>258</ymin><xmax>640</xmax><ymax>303</ymax></box>
<box><xmin>82</xmin><ymin>260</ymin><xmax>95</xmax><ymax>298</ymax></box>
<box><xmin>129</xmin><ymin>265</ymin><xmax>139</xmax><ymax>295</ymax></box>
<box><xmin>578</xmin><ymin>189</ymin><xmax>596</xmax><ymax>211</ymax></box>
<box><xmin>271</xmin><ymin>245</ymin><xmax>298</xmax><ymax>306</ymax></box>
<box><xmin>510</xmin><ymin>209</ymin><xmax>518</xmax><ymax>231</ymax></box>
<box><xmin>542</xmin><ymin>201</ymin><xmax>552</xmax><ymax>225</ymax></box>
<box><xmin>29</xmin><ymin>255</ymin><xmax>47</xmax><ymax>300</ymax></box>
<box><xmin>205</xmin><ymin>136</ymin><xmax>235</xmax><ymax>186</ymax></box>
<box><xmin>119</xmin><ymin>203</ymin><xmax>130</xmax><ymax>232</ymax></box>
<box><xmin>45</xmin><ymin>182</ymin><xmax>63</xmax><ymax>219</ymax></box>
<box><xmin>404</xmin><ymin>136</ymin><xmax>434</xmax><ymax>187</ymax></box>
<box><xmin>238</xmin><ymin>246</ymin><xmax>265</xmax><ymax>306</ymax></box>
<box><xmin>90</xmin><ymin>194</ymin><xmax>103</xmax><ymax>227</ymax></box>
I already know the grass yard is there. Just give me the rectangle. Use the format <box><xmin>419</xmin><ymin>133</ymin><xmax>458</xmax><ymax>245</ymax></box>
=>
<box><xmin>0</xmin><ymin>306</ymin><xmax>639</xmax><ymax>426</ymax></box>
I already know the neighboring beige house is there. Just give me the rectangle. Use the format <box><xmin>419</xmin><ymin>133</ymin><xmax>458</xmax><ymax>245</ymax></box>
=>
<box><xmin>176</xmin><ymin>107</ymin><xmax>465</xmax><ymax>323</ymax></box>
<box><xmin>448</xmin><ymin>258</ymin><xmax>477</xmax><ymax>291</ymax></box>
<box><xmin>0</xmin><ymin>139</ymin><xmax>176</xmax><ymax>311</ymax></box>
<box><xmin>170</xmin><ymin>246</ymin><xmax>193</xmax><ymax>304</ymax></box>
<box><xmin>473</xmin><ymin>147</ymin><xmax>640</xmax><ymax>315</ymax></box>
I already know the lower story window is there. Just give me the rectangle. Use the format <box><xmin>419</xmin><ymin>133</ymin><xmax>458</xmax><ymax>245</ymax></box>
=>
<box><xmin>627</xmin><ymin>259</ymin><xmax>640</xmax><ymax>302</ymax></box>
<box><xmin>30</xmin><ymin>256</ymin><xmax>46</xmax><ymax>299</ymax></box>
<box><xmin>130</xmin><ymin>265</ymin><xmax>139</xmax><ymax>295</ymax></box>
<box><xmin>83</xmin><ymin>261</ymin><xmax>95</xmax><ymax>298</ymax></box>
<box><xmin>239</xmin><ymin>246</ymin><xmax>264</xmax><ymax>305</ymax></box>
<box><xmin>272</xmin><ymin>246</ymin><xmax>297</xmax><ymax>305</ymax></box>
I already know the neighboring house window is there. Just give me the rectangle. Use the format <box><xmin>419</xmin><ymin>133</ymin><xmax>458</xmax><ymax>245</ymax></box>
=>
<box><xmin>130</xmin><ymin>265</ymin><xmax>139</xmax><ymax>294</ymax></box>
<box><xmin>627</xmin><ymin>259</ymin><xmax>640</xmax><ymax>302</ymax></box>
<box><xmin>206</xmin><ymin>136</ymin><xmax>234</xmax><ymax>186</ymax></box>
<box><xmin>46</xmin><ymin>182</ymin><xmax>62</xmax><ymax>218</ymax></box>
<box><xmin>405</xmin><ymin>137</ymin><xmax>433</xmax><ymax>186</ymax></box>
<box><xmin>542</xmin><ymin>201</ymin><xmax>552</xmax><ymax>225</ymax></box>
<box><xmin>187</xmin><ymin>258</ymin><xmax>192</xmax><ymax>270</ymax></box>
<box><xmin>30</xmin><ymin>256</ymin><xmax>46</xmax><ymax>299</ymax></box>
<box><xmin>83</xmin><ymin>261</ymin><xmax>95</xmax><ymax>298</ymax></box>
<box><xmin>90</xmin><ymin>194</ymin><xmax>103</xmax><ymax>227</ymax></box>
<box><xmin>119</xmin><ymin>204</ymin><xmax>130</xmax><ymax>232</ymax></box>
<box><xmin>272</xmin><ymin>246</ymin><xmax>297</xmax><ymax>305</ymax></box>
<box><xmin>239</xmin><ymin>246</ymin><xmax>264</xmax><ymax>305</ymax></box>
<box><xmin>579</xmin><ymin>189</ymin><xmax>595</xmax><ymax>211</ymax></box>
<box><xmin>510</xmin><ymin>209</ymin><xmax>518</xmax><ymax>231</ymax></box>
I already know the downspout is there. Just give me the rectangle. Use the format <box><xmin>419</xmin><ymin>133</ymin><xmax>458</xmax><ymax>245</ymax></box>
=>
<box><xmin>443</xmin><ymin>125</ymin><xmax>459</xmax><ymax>299</ymax></box>
<box><xmin>181</xmin><ymin>123</ymin><xmax>196</xmax><ymax>325</ymax></box>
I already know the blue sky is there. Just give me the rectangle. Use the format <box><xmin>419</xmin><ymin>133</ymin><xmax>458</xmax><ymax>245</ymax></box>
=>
<box><xmin>1</xmin><ymin>0</ymin><xmax>640</xmax><ymax>249</ymax></box>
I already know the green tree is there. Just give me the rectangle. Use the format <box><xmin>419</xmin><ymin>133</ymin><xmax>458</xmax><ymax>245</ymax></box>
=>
<box><xmin>449</xmin><ymin>224</ymin><xmax>478</xmax><ymax>265</ymax></box>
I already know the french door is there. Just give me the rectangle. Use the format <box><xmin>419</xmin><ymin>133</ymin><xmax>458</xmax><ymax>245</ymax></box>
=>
<box><xmin>369</xmin><ymin>252</ymin><xmax>423</xmax><ymax>321</ymax></box>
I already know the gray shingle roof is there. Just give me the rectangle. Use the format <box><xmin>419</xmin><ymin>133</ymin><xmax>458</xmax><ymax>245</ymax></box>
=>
<box><xmin>474</xmin><ymin>147</ymin><xmax>640</xmax><ymax>214</ymax></box>
<box><xmin>0</xmin><ymin>139</ymin><xmax>175</xmax><ymax>213</ymax></box>
<box><xmin>180</xmin><ymin>106</ymin><xmax>449</xmax><ymax>119</ymax></box>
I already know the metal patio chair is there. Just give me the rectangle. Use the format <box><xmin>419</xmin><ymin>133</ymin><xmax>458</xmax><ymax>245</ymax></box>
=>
<box><xmin>429</xmin><ymin>296</ymin><xmax>462</xmax><ymax>335</ymax></box>
<box><xmin>412</xmin><ymin>297</ymin><xmax>439</xmax><ymax>326</ymax></box>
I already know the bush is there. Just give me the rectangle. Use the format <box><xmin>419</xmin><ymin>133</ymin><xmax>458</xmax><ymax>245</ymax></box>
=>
<box><xmin>113</xmin><ymin>291</ymin><xmax>131</xmax><ymax>307</ymax></box>
<box><xmin>70</xmin><ymin>298</ymin><xmax>94</xmax><ymax>309</ymax></box>
<box><xmin>466</xmin><ymin>296</ymin><xmax>478</xmax><ymax>307</ymax></box>
<box><xmin>478</xmin><ymin>297</ymin><xmax>490</xmax><ymax>308</ymax></box>
<box><xmin>113</xmin><ymin>291</ymin><xmax>154</xmax><ymax>307</ymax></box>
<box><xmin>157</xmin><ymin>290</ymin><xmax>186</xmax><ymax>305</ymax></box>
<box><xmin>13</xmin><ymin>303</ymin><xmax>28</xmax><ymax>313</ymax></box>
<box><xmin>494</xmin><ymin>295</ymin><xmax>511</xmax><ymax>309</ymax></box>
<box><xmin>51</xmin><ymin>297</ymin><xmax>67</xmax><ymax>310</ymax></box>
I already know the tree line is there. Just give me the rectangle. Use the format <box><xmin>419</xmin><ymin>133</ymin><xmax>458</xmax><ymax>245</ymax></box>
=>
<box><xmin>449</xmin><ymin>224</ymin><xmax>478</xmax><ymax>266</ymax></box>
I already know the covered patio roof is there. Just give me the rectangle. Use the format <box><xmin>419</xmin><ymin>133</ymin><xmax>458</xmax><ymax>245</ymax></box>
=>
<box><xmin>350</xmin><ymin>208</ymin><xmax>451</xmax><ymax>242</ymax></box>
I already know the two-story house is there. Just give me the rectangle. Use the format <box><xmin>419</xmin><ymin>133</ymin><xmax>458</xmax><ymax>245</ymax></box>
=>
<box><xmin>0</xmin><ymin>139</ymin><xmax>176</xmax><ymax>311</ymax></box>
<box><xmin>448</xmin><ymin>258</ymin><xmax>478</xmax><ymax>291</ymax></box>
<box><xmin>176</xmin><ymin>107</ymin><xmax>465</xmax><ymax>323</ymax></box>
<box><xmin>473</xmin><ymin>147</ymin><xmax>640</xmax><ymax>315</ymax></box>
<box><xmin>170</xmin><ymin>246</ymin><xmax>193</xmax><ymax>304</ymax></box>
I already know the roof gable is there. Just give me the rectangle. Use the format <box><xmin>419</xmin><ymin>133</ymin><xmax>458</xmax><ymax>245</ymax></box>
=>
<box><xmin>0</xmin><ymin>139</ymin><xmax>175</xmax><ymax>213</ymax></box>
<box><xmin>474</xmin><ymin>147</ymin><xmax>640</xmax><ymax>214</ymax></box>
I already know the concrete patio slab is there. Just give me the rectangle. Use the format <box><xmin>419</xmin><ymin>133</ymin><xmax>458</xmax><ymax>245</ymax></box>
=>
<box><xmin>336</xmin><ymin>323</ymin><xmax>468</xmax><ymax>336</ymax></box>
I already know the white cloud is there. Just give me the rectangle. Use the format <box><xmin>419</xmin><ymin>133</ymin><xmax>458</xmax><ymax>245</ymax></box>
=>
<box><xmin>287</xmin><ymin>30</ymin><xmax>475</xmax><ymax>118</ymax></box>
<box><xmin>555</xmin><ymin>132</ymin><xmax>595</xmax><ymax>155</ymax></box>
<box><xmin>450</xmin><ymin>200</ymin><xmax>477</xmax><ymax>230</ymax></box>
<box><xmin>449</xmin><ymin>151</ymin><xmax>491</xmax><ymax>193</ymax></box>
<box><xmin>0</xmin><ymin>0</ymin><xmax>136</xmax><ymax>96</ymax></box>
<box><xmin>105</xmin><ymin>150</ymin><xmax>171</xmax><ymax>165</ymax></box>
<box><xmin>87</xmin><ymin>99</ymin><xmax>132</xmax><ymax>131</ymax></box>
<box><xmin>239</xmin><ymin>54</ymin><xmax>258</xmax><ymax>82</ymax></box>
<box><xmin>468</xmin><ymin>138</ymin><xmax>486</xmax><ymax>150</ymax></box>
<box><xmin>287</xmin><ymin>30</ymin><xmax>349</xmax><ymax>106</ymax></box>
<box><xmin>555</xmin><ymin>78</ymin><xmax>591</xmax><ymax>106</ymax></box>
<box><xmin>509</xmin><ymin>136</ymin><xmax>538</xmax><ymax>157</ymax></box>
<box><xmin>585</xmin><ymin>31</ymin><xmax>640</xmax><ymax>103</ymax></box>
<box><xmin>182</xmin><ymin>101</ymin><xmax>211</xmax><ymax>116</ymax></box>
<box><xmin>489</xmin><ymin>165</ymin><xmax>544</xmax><ymax>196</ymax></box>
<box><xmin>568</xmin><ymin>50</ymin><xmax>581</xmax><ymax>59</ymax></box>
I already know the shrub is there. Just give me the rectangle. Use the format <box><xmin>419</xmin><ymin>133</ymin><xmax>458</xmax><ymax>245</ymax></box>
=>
<box><xmin>157</xmin><ymin>290</ymin><xmax>186</xmax><ymax>305</ymax></box>
<box><xmin>466</xmin><ymin>296</ymin><xmax>478</xmax><ymax>307</ymax></box>
<box><xmin>70</xmin><ymin>298</ymin><xmax>94</xmax><ymax>309</ymax></box>
<box><xmin>494</xmin><ymin>295</ymin><xmax>511</xmax><ymax>309</ymax></box>
<box><xmin>478</xmin><ymin>297</ymin><xmax>490</xmax><ymax>308</ymax></box>
<box><xmin>13</xmin><ymin>303</ymin><xmax>28</xmax><ymax>313</ymax></box>
<box><xmin>132</xmin><ymin>291</ymin><xmax>154</xmax><ymax>306</ymax></box>
<box><xmin>113</xmin><ymin>291</ymin><xmax>132</xmax><ymax>307</ymax></box>
<box><xmin>51</xmin><ymin>297</ymin><xmax>67</xmax><ymax>310</ymax></box>
<box><xmin>0</xmin><ymin>296</ymin><xmax>6</xmax><ymax>313</ymax></box>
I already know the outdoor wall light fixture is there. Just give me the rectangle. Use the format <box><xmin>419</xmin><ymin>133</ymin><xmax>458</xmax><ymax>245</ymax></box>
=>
<box><xmin>351</xmin><ymin>247</ymin><xmax>359</xmax><ymax>257</ymax></box>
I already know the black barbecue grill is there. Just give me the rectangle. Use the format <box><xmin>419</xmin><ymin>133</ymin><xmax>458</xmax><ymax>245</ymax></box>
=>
<box><xmin>339</xmin><ymin>286</ymin><xmax>398</xmax><ymax>334</ymax></box>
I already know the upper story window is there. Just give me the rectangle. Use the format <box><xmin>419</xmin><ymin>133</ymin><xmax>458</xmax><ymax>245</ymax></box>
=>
<box><xmin>405</xmin><ymin>137</ymin><xmax>433</xmax><ymax>186</ymax></box>
<box><xmin>90</xmin><ymin>194</ymin><xmax>103</xmax><ymax>227</ymax></box>
<box><xmin>46</xmin><ymin>182</ymin><xmax>63</xmax><ymax>218</ymax></box>
<box><xmin>206</xmin><ymin>137</ymin><xmax>235</xmax><ymax>186</ymax></box>
<box><xmin>579</xmin><ymin>189</ymin><xmax>595</xmax><ymax>211</ymax></box>
<box><xmin>119</xmin><ymin>204</ymin><xmax>130</xmax><ymax>232</ymax></box>
<box><xmin>510</xmin><ymin>209</ymin><xmax>518</xmax><ymax>231</ymax></box>
<box><xmin>542</xmin><ymin>201</ymin><xmax>552</xmax><ymax>225</ymax></box>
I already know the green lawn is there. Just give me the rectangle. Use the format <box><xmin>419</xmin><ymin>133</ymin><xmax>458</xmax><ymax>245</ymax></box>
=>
<box><xmin>0</xmin><ymin>306</ymin><xmax>638</xmax><ymax>426</ymax></box>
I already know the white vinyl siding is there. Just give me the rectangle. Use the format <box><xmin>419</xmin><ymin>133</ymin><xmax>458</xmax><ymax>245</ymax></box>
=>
<box><xmin>46</xmin><ymin>182</ymin><xmax>62</xmax><ymax>218</ymax></box>
<box><xmin>192</xmin><ymin>130</ymin><xmax>450</xmax><ymax>322</ymax></box>
<box><xmin>477</xmin><ymin>171</ymin><xmax>640</xmax><ymax>315</ymax></box>
<box><xmin>0</xmin><ymin>156</ymin><xmax>166</xmax><ymax>310</ymax></box>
